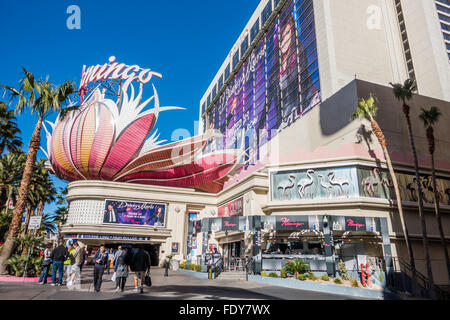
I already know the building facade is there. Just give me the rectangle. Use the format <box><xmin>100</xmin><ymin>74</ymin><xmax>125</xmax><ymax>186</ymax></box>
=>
<box><xmin>61</xmin><ymin>0</ymin><xmax>450</xmax><ymax>287</ymax></box>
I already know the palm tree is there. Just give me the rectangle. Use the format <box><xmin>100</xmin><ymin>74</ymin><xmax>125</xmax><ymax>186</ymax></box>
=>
<box><xmin>0</xmin><ymin>69</ymin><xmax>77</xmax><ymax>274</ymax></box>
<box><xmin>22</xmin><ymin>160</ymin><xmax>55</xmax><ymax>236</ymax></box>
<box><xmin>0</xmin><ymin>102</ymin><xmax>22</xmax><ymax>155</ymax></box>
<box><xmin>390</xmin><ymin>79</ymin><xmax>435</xmax><ymax>299</ymax></box>
<box><xmin>54</xmin><ymin>187</ymin><xmax>68</xmax><ymax>232</ymax></box>
<box><xmin>351</xmin><ymin>94</ymin><xmax>419</xmax><ymax>295</ymax></box>
<box><xmin>419</xmin><ymin>107</ymin><xmax>450</xmax><ymax>283</ymax></box>
<box><xmin>0</xmin><ymin>151</ymin><xmax>26</xmax><ymax>212</ymax></box>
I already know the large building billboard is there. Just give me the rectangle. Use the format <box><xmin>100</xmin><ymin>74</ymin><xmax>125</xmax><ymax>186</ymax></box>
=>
<box><xmin>218</xmin><ymin>197</ymin><xmax>244</xmax><ymax>217</ymax></box>
<box><xmin>205</xmin><ymin>0</ymin><xmax>321</xmax><ymax>163</ymax></box>
<box><xmin>103</xmin><ymin>200</ymin><xmax>166</xmax><ymax>227</ymax></box>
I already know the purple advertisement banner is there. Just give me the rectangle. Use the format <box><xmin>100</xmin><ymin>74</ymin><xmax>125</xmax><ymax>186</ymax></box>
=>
<box><xmin>103</xmin><ymin>200</ymin><xmax>166</xmax><ymax>227</ymax></box>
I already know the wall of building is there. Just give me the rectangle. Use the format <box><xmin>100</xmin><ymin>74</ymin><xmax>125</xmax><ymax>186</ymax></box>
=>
<box><xmin>401</xmin><ymin>0</ymin><xmax>450</xmax><ymax>101</ymax></box>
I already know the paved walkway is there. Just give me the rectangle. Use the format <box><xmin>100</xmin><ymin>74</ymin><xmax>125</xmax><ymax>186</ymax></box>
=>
<box><xmin>0</xmin><ymin>266</ymin><xmax>362</xmax><ymax>300</ymax></box>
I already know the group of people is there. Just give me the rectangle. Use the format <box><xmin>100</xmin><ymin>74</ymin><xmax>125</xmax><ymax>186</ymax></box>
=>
<box><xmin>38</xmin><ymin>239</ymin><xmax>86</xmax><ymax>289</ymax></box>
<box><xmin>38</xmin><ymin>241</ymin><xmax>151</xmax><ymax>294</ymax></box>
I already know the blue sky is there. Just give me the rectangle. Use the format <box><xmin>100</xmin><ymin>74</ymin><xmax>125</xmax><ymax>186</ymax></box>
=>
<box><xmin>0</xmin><ymin>0</ymin><xmax>260</xmax><ymax>215</ymax></box>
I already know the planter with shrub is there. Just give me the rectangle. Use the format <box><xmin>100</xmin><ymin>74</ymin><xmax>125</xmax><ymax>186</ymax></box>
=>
<box><xmin>321</xmin><ymin>274</ymin><xmax>330</xmax><ymax>281</ymax></box>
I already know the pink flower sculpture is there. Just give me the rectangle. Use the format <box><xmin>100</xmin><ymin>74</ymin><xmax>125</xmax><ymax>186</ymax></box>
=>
<box><xmin>43</xmin><ymin>78</ymin><xmax>244</xmax><ymax>193</ymax></box>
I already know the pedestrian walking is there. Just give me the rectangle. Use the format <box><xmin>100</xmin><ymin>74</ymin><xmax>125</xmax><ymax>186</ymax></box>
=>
<box><xmin>106</xmin><ymin>249</ymin><xmax>114</xmax><ymax>275</ymax></box>
<box><xmin>114</xmin><ymin>246</ymin><xmax>123</xmax><ymax>273</ymax></box>
<box><xmin>79</xmin><ymin>247</ymin><xmax>86</xmax><ymax>273</ymax></box>
<box><xmin>164</xmin><ymin>256</ymin><xmax>170</xmax><ymax>277</ymax></box>
<box><xmin>68</xmin><ymin>240</ymin><xmax>83</xmax><ymax>289</ymax></box>
<box><xmin>38</xmin><ymin>243</ymin><xmax>52</xmax><ymax>285</ymax></box>
<box><xmin>115</xmin><ymin>248</ymin><xmax>131</xmax><ymax>292</ymax></box>
<box><xmin>92</xmin><ymin>246</ymin><xmax>109</xmax><ymax>292</ymax></box>
<box><xmin>64</xmin><ymin>242</ymin><xmax>74</xmax><ymax>285</ymax></box>
<box><xmin>50</xmin><ymin>240</ymin><xmax>68</xmax><ymax>286</ymax></box>
<box><xmin>130</xmin><ymin>245</ymin><xmax>151</xmax><ymax>294</ymax></box>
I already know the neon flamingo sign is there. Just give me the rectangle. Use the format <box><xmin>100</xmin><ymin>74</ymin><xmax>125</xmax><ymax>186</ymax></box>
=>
<box><xmin>346</xmin><ymin>219</ymin><xmax>365</xmax><ymax>229</ymax></box>
<box><xmin>280</xmin><ymin>217</ymin><xmax>305</xmax><ymax>229</ymax></box>
<box><xmin>224</xmin><ymin>221</ymin><xmax>237</xmax><ymax>227</ymax></box>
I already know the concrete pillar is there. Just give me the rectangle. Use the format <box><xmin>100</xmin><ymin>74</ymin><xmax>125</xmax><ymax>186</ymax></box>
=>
<box><xmin>378</xmin><ymin>218</ymin><xmax>394</xmax><ymax>284</ymax></box>
<box><xmin>323</xmin><ymin>215</ymin><xmax>336</xmax><ymax>276</ymax></box>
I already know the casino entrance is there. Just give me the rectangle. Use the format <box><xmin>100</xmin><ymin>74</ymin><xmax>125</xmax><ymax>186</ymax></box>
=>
<box><xmin>78</xmin><ymin>240</ymin><xmax>161</xmax><ymax>267</ymax></box>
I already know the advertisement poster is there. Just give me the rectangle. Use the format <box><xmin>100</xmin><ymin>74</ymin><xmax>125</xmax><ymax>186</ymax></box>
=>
<box><xmin>189</xmin><ymin>213</ymin><xmax>198</xmax><ymax>221</ymax></box>
<box><xmin>103</xmin><ymin>200</ymin><xmax>166</xmax><ymax>227</ymax></box>
<box><xmin>172</xmin><ymin>242</ymin><xmax>179</xmax><ymax>254</ymax></box>
<box><xmin>218</xmin><ymin>197</ymin><xmax>244</xmax><ymax>217</ymax></box>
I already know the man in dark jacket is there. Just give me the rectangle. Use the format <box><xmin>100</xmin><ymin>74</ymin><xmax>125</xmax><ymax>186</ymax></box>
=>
<box><xmin>50</xmin><ymin>240</ymin><xmax>68</xmax><ymax>286</ymax></box>
<box><xmin>92</xmin><ymin>246</ymin><xmax>109</xmax><ymax>292</ymax></box>
<box><xmin>130</xmin><ymin>245</ymin><xmax>151</xmax><ymax>293</ymax></box>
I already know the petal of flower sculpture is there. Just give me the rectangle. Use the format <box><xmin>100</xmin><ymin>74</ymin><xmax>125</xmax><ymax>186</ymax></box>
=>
<box><xmin>46</xmin><ymin>79</ymin><xmax>243</xmax><ymax>194</ymax></box>
<box><xmin>88</xmin><ymin>101</ymin><xmax>116</xmax><ymax>179</ymax></box>
<box><xmin>100</xmin><ymin>113</ymin><xmax>156</xmax><ymax>180</ymax></box>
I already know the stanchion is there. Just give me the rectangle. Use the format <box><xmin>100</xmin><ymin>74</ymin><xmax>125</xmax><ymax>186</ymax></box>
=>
<box><xmin>361</xmin><ymin>264</ymin><xmax>366</xmax><ymax>287</ymax></box>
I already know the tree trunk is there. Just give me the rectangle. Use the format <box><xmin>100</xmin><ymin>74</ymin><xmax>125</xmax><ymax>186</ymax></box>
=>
<box><xmin>0</xmin><ymin>117</ymin><xmax>43</xmax><ymax>275</ymax></box>
<box><xmin>403</xmin><ymin>105</ymin><xmax>435</xmax><ymax>299</ymax></box>
<box><xmin>431</xmin><ymin>152</ymin><xmax>450</xmax><ymax>283</ymax></box>
<box><xmin>370</xmin><ymin>117</ymin><xmax>419</xmax><ymax>295</ymax></box>
<box><xmin>36</xmin><ymin>200</ymin><xmax>44</xmax><ymax>216</ymax></box>
<box><xmin>36</xmin><ymin>200</ymin><xmax>45</xmax><ymax>238</ymax></box>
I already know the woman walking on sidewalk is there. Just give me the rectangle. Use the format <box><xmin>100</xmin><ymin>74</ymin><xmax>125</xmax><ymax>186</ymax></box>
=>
<box><xmin>115</xmin><ymin>248</ymin><xmax>130</xmax><ymax>292</ymax></box>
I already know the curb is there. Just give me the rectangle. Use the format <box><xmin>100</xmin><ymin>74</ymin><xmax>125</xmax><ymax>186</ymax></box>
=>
<box><xmin>176</xmin><ymin>269</ymin><xmax>209</xmax><ymax>279</ymax></box>
<box><xmin>247</xmin><ymin>275</ymin><xmax>389</xmax><ymax>300</ymax></box>
<box><xmin>0</xmin><ymin>276</ymin><xmax>47</xmax><ymax>283</ymax></box>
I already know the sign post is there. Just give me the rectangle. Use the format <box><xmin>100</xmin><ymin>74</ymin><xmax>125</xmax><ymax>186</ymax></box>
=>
<box><xmin>23</xmin><ymin>216</ymin><xmax>42</xmax><ymax>280</ymax></box>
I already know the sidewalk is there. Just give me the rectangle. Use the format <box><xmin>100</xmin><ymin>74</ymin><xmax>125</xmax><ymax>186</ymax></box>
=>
<box><xmin>0</xmin><ymin>266</ymin><xmax>362</xmax><ymax>300</ymax></box>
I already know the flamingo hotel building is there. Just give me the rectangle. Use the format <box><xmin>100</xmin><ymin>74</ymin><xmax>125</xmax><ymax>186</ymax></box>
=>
<box><xmin>58</xmin><ymin>0</ymin><xmax>450</xmax><ymax>290</ymax></box>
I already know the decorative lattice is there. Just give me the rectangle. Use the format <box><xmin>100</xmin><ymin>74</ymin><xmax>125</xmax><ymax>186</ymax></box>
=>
<box><xmin>67</xmin><ymin>200</ymin><xmax>105</xmax><ymax>225</ymax></box>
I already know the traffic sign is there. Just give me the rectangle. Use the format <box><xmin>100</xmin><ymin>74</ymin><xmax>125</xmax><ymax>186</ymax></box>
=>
<box><xmin>28</xmin><ymin>216</ymin><xmax>42</xmax><ymax>230</ymax></box>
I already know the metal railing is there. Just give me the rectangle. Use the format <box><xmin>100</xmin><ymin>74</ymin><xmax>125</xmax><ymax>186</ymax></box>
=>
<box><xmin>391</xmin><ymin>257</ymin><xmax>450</xmax><ymax>300</ymax></box>
<box><xmin>224</xmin><ymin>256</ymin><xmax>246</xmax><ymax>272</ymax></box>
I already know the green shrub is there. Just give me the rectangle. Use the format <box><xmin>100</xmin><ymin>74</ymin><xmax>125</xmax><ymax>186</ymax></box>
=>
<box><xmin>334</xmin><ymin>278</ymin><xmax>343</xmax><ymax>284</ymax></box>
<box><xmin>307</xmin><ymin>272</ymin><xmax>317</xmax><ymax>281</ymax></box>
<box><xmin>280</xmin><ymin>270</ymin><xmax>287</xmax><ymax>279</ymax></box>
<box><xmin>321</xmin><ymin>274</ymin><xmax>330</xmax><ymax>281</ymax></box>
<box><xmin>283</xmin><ymin>259</ymin><xmax>310</xmax><ymax>275</ymax></box>
<box><xmin>4</xmin><ymin>255</ymin><xmax>25</xmax><ymax>277</ymax></box>
<box><xmin>268</xmin><ymin>272</ymin><xmax>278</xmax><ymax>278</ymax></box>
<box><xmin>351</xmin><ymin>279</ymin><xmax>359</xmax><ymax>287</ymax></box>
<box><xmin>337</xmin><ymin>260</ymin><xmax>349</xmax><ymax>280</ymax></box>
<box><xmin>298</xmin><ymin>274</ymin><xmax>308</xmax><ymax>281</ymax></box>
<box><xmin>3</xmin><ymin>254</ymin><xmax>42</xmax><ymax>277</ymax></box>
<box><xmin>180</xmin><ymin>261</ymin><xmax>187</xmax><ymax>269</ymax></box>
<box><xmin>195</xmin><ymin>264</ymin><xmax>201</xmax><ymax>272</ymax></box>
<box><xmin>261</xmin><ymin>271</ymin><xmax>268</xmax><ymax>277</ymax></box>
